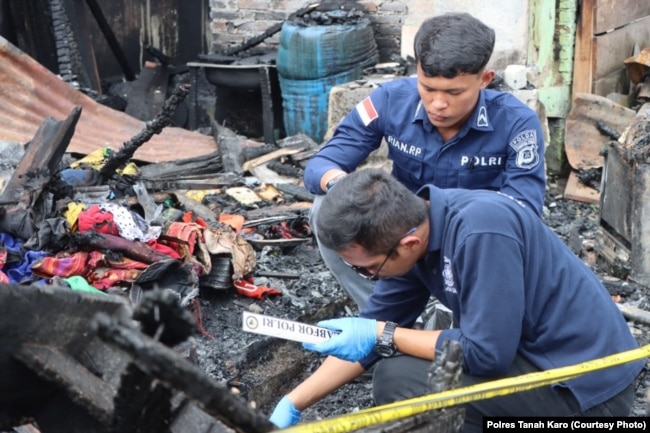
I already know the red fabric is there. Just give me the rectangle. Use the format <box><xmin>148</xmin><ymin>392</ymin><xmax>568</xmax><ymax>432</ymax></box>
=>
<box><xmin>78</xmin><ymin>204</ymin><xmax>119</xmax><ymax>235</ymax></box>
<box><xmin>234</xmin><ymin>277</ymin><xmax>282</xmax><ymax>300</ymax></box>
<box><xmin>146</xmin><ymin>239</ymin><xmax>182</xmax><ymax>260</ymax></box>
<box><xmin>87</xmin><ymin>268</ymin><xmax>143</xmax><ymax>290</ymax></box>
<box><xmin>31</xmin><ymin>250</ymin><xmax>148</xmax><ymax>289</ymax></box>
<box><xmin>31</xmin><ymin>251</ymin><xmax>90</xmax><ymax>278</ymax></box>
<box><xmin>182</xmin><ymin>211</ymin><xmax>193</xmax><ymax>223</ymax></box>
<box><xmin>87</xmin><ymin>250</ymin><xmax>149</xmax><ymax>270</ymax></box>
<box><xmin>163</xmin><ymin>222</ymin><xmax>204</xmax><ymax>258</ymax></box>
<box><xmin>182</xmin><ymin>211</ymin><xmax>208</xmax><ymax>228</ymax></box>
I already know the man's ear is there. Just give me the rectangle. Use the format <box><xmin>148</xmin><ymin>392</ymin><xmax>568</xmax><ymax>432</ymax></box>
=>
<box><xmin>401</xmin><ymin>233</ymin><xmax>421</xmax><ymax>250</ymax></box>
<box><xmin>480</xmin><ymin>69</ymin><xmax>495</xmax><ymax>88</ymax></box>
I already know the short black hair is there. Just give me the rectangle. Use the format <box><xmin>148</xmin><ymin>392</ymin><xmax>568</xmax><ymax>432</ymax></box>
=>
<box><xmin>414</xmin><ymin>12</ymin><xmax>495</xmax><ymax>78</ymax></box>
<box><xmin>316</xmin><ymin>169</ymin><xmax>428</xmax><ymax>254</ymax></box>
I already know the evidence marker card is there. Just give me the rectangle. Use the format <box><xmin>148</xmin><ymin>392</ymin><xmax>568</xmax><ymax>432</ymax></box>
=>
<box><xmin>242</xmin><ymin>311</ymin><xmax>336</xmax><ymax>344</ymax></box>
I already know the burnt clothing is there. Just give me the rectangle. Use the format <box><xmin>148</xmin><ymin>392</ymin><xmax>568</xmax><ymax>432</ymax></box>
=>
<box><xmin>303</xmin><ymin>77</ymin><xmax>546</xmax><ymax>215</ymax></box>
<box><xmin>361</xmin><ymin>186</ymin><xmax>644</xmax><ymax>413</ymax></box>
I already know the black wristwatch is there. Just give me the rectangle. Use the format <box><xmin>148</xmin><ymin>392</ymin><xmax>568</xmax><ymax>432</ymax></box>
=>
<box><xmin>374</xmin><ymin>321</ymin><xmax>398</xmax><ymax>358</ymax></box>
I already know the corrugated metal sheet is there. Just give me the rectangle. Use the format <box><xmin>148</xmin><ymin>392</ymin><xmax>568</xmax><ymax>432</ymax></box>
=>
<box><xmin>0</xmin><ymin>36</ymin><xmax>217</xmax><ymax>163</ymax></box>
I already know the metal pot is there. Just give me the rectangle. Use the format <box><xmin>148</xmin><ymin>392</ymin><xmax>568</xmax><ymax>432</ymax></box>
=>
<box><xmin>203</xmin><ymin>63</ymin><xmax>277</xmax><ymax>91</ymax></box>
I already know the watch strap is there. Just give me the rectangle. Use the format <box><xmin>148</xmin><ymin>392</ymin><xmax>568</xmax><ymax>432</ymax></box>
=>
<box><xmin>374</xmin><ymin>321</ymin><xmax>398</xmax><ymax>357</ymax></box>
<box><xmin>325</xmin><ymin>173</ymin><xmax>347</xmax><ymax>192</ymax></box>
<box><xmin>381</xmin><ymin>321</ymin><xmax>397</xmax><ymax>344</ymax></box>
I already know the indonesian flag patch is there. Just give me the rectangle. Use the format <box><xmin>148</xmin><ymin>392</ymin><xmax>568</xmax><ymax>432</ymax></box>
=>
<box><xmin>356</xmin><ymin>96</ymin><xmax>379</xmax><ymax>126</ymax></box>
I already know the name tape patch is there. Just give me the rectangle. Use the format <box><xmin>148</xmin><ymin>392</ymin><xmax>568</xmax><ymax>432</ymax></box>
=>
<box><xmin>242</xmin><ymin>311</ymin><xmax>337</xmax><ymax>344</ymax></box>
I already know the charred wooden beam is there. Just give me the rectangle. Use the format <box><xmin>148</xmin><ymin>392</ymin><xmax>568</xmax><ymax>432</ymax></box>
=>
<box><xmin>57</xmin><ymin>0</ymin><xmax>101</xmax><ymax>91</ymax></box>
<box><xmin>93</xmin><ymin>312</ymin><xmax>276</xmax><ymax>433</ymax></box>
<box><xmin>112</xmin><ymin>364</ymin><xmax>173</xmax><ymax>433</ymax></box>
<box><xmin>618</xmin><ymin>304</ymin><xmax>650</xmax><ymax>326</ymax></box>
<box><xmin>137</xmin><ymin>151</ymin><xmax>225</xmax><ymax>180</ymax></box>
<box><xmin>596</xmin><ymin>120</ymin><xmax>621</xmax><ymax>141</ymax></box>
<box><xmin>0</xmin><ymin>106</ymin><xmax>81</xmax><ymax>239</ymax></box>
<box><xmin>99</xmin><ymin>83</ymin><xmax>190</xmax><ymax>179</ymax></box>
<box><xmin>173</xmin><ymin>192</ymin><xmax>221</xmax><ymax>224</ymax></box>
<box><xmin>0</xmin><ymin>283</ymin><xmax>131</xmax><ymax>430</ymax></box>
<box><xmin>137</xmin><ymin>174</ymin><xmax>239</xmax><ymax>191</ymax></box>
<box><xmin>220</xmin><ymin>3</ymin><xmax>319</xmax><ymax>56</ymax></box>
<box><xmin>266</xmin><ymin>159</ymin><xmax>304</xmax><ymax>178</ymax></box>
<box><xmin>274</xmin><ymin>183</ymin><xmax>315</xmax><ymax>202</ymax></box>
<box><xmin>0</xmin><ymin>105</ymin><xmax>81</xmax><ymax>204</ymax></box>
<box><xmin>15</xmin><ymin>344</ymin><xmax>114</xmax><ymax>425</ymax></box>
<box><xmin>212</xmin><ymin>120</ymin><xmax>244</xmax><ymax>175</ymax></box>
<box><xmin>134</xmin><ymin>289</ymin><xmax>198</xmax><ymax>347</ymax></box>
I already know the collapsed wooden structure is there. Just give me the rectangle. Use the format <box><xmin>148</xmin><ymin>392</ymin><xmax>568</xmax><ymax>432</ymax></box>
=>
<box><xmin>0</xmin><ymin>281</ymin><xmax>466</xmax><ymax>433</ymax></box>
<box><xmin>598</xmin><ymin>103</ymin><xmax>650</xmax><ymax>287</ymax></box>
<box><xmin>0</xmin><ymin>64</ymin><xmax>464</xmax><ymax>432</ymax></box>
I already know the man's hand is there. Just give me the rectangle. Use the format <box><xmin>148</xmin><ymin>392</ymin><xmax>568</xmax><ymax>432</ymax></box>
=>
<box><xmin>303</xmin><ymin>317</ymin><xmax>377</xmax><ymax>362</ymax></box>
<box><xmin>270</xmin><ymin>395</ymin><xmax>301</xmax><ymax>428</ymax></box>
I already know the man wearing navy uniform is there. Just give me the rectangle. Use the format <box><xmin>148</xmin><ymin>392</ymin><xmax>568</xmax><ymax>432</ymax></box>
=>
<box><xmin>303</xmin><ymin>12</ymin><xmax>547</xmax><ymax>310</ymax></box>
<box><xmin>271</xmin><ymin>169</ymin><xmax>643</xmax><ymax>432</ymax></box>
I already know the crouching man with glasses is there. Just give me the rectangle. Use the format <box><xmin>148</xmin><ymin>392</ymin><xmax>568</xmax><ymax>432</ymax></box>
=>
<box><xmin>269</xmin><ymin>168</ymin><xmax>644</xmax><ymax>432</ymax></box>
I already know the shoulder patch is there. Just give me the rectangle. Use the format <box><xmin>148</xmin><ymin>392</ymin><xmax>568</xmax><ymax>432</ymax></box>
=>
<box><xmin>356</xmin><ymin>96</ymin><xmax>379</xmax><ymax>126</ymax></box>
<box><xmin>509</xmin><ymin>129</ymin><xmax>539</xmax><ymax>169</ymax></box>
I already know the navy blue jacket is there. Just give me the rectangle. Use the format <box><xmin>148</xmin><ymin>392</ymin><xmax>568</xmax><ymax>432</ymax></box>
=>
<box><xmin>361</xmin><ymin>186</ymin><xmax>644</xmax><ymax>412</ymax></box>
<box><xmin>304</xmin><ymin>77</ymin><xmax>546</xmax><ymax>215</ymax></box>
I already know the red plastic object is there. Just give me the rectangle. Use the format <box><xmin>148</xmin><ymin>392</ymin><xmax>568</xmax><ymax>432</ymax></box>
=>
<box><xmin>234</xmin><ymin>277</ymin><xmax>282</xmax><ymax>299</ymax></box>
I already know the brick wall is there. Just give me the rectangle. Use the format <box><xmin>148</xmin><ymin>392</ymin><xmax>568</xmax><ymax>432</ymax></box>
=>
<box><xmin>209</xmin><ymin>0</ymin><xmax>407</xmax><ymax>61</ymax></box>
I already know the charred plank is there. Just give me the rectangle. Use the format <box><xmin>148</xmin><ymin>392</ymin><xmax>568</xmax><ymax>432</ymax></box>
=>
<box><xmin>15</xmin><ymin>344</ymin><xmax>114</xmax><ymax>425</ymax></box>
<box><xmin>0</xmin><ymin>106</ymin><xmax>81</xmax><ymax>239</ymax></box>
<box><xmin>137</xmin><ymin>151</ymin><xmax>225</xmax><ymax>180</ymax></box>
<box><xmin>93</xmin><ymin>312</ymin><xmax>276</xmax><ymax>433</ymax></box>
<box><xmin>212</xmin><ymin>120</ymin><xmax>244</xmax><ymax>175</ymax></box>
<box><xmin>220</xmin><ymin>3</ymin><xmax>319</xmax><ymax>56</ymax></box>
<box><xmin>100</xmin><ymin>83</ymin><xmax>190</xmax><ymax>179</ymax></box>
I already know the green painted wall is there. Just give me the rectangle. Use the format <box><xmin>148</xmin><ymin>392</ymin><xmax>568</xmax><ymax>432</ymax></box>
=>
<box><xmin>528</xmin><ymin>0</ymin><xmax>578</xmax><ymax>175</ymax></box>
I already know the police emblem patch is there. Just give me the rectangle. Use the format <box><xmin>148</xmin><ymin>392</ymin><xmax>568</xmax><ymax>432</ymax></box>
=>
<box><xmin>509</xmin><ymin>130</ymin><xmax>539</xmax><ymax>169</ymax></box>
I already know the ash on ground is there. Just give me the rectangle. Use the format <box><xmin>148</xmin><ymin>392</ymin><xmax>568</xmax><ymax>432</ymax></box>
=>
<box><xmin>193</xmin><ymin>173</ymin><xmax>649</xmax><ymax>423</ymax></box>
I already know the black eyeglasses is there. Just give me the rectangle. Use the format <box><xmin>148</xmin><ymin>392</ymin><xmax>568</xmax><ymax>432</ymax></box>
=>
<box><xmin>342</xmin><ymin>227</ymin><xmax>417</xmax><ymax>281</ymax></box>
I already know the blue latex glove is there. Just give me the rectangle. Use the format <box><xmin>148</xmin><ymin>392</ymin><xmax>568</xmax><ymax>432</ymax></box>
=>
<box><xmin>270</xmin><ymin>395</ymin><xmax>301</xmax><ymax>428</ymax></box>
<box><xmin>303</xmin><ymin>317</ymin><xmax>377</xmax><ymax>362</ymax></box>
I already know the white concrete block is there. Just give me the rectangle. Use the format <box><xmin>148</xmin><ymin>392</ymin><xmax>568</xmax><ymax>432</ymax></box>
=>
<box><xmin>510</xmin><ymin>88</ymin><xmax>539</xmax><ymax>111</ymax></box>
<box><xmin>504</xmin><ymin>64</ymin><xmax>528</xmax><ymax>90</ymax></box>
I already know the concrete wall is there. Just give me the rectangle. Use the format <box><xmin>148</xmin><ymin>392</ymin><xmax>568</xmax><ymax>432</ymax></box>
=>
<box><xmin>209</xmin><ymin>0</ymin><xmax>529</xmax><ymax>69</ymax></box>
<box><xmin>400</xmin><ymin>1</ymin><xmax>529</xmax><ymax>69</ymax></box>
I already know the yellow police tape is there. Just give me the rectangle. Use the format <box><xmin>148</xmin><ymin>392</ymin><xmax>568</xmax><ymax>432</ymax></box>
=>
<box><xmin>277</xmin><ymin>344</ymin><xmax>650</xmax><ymax>433</ymax></box>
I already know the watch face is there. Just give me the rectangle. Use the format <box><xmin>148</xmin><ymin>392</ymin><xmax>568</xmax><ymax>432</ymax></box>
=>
<box><xmin>374</xmin><ymin>341</ymin><xmax>396</xmax><ymax>357</ymax></box>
